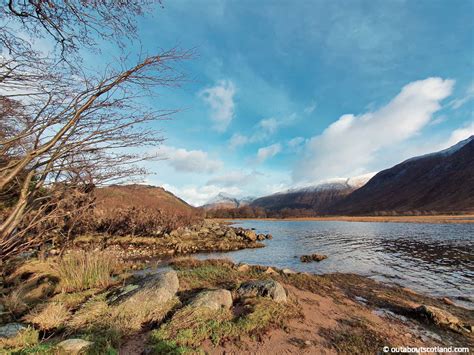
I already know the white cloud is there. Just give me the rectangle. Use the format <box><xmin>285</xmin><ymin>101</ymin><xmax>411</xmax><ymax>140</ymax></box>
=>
<box><xmin>293</xmin><ymin>77</ymin><xmax>454</xmax><ymax>182</ymax></box>
<box><xmin>158</xmin><ymin>145</ymin><xmax>223</xmax><ymax>174</ymax></box>
<box><xmin>229</xmin><ymin>114</ymin><xmax>297</xmax><ymax>149</ymax></box>
<box><xmin>256</xmin><ymin>143</ymin><xmax>282</xmax><ymax>163</ymax></box>
<box><xmin>206</xmin><ymin>170</ymin><xmax>260</xmax><ymax>187</ymax></box>
<box><xmin>287</xmin><ymin>136</ymin><xmax>305</xmax><ymax>148</ymax></box>
<box><xmin>448</xmin><ymin>82</ymin><xmax>474</xmax><ymax>110</ymax></box>
<box><xmin>442</xmin><ymin>122</ymin><xmax>474</xmax><ymax>149</ymax></box>
<box><xmin>199</xmin><ymin>80</ymin><xmax>236</xmax><ymax>132</ymax></box>
<box><xmin>304</xmin><ymin>102</ymin><xmax>317</xmax><ymax>114</ymax></box>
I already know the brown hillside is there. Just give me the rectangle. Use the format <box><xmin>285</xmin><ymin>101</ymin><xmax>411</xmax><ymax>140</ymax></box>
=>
<box><xmin>95</xmin><ymin>184</ymin><xmax>196</xmax><ymax>214</ymax></box>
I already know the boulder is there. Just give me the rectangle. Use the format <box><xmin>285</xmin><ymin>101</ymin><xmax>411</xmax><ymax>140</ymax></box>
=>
<box><xmin>110</xmin><ymin>270</ymin><xmax>179</xmax><ymax>305</ymax></box>
<box><xmin>0</xmin><ymin>323</ymin><xmax>26</xmax><ymax>339</ymax></box>
<box><xmin>237</xmin><ymin>279</ymin><xmax>287</xmax><ymax>303</ymax></box>
<box><xmin>57</xmin><ymin>339</ymin><xmax>93</xmax><ymax>354</ymax></box>
<box><xmin>414</xmin><ymin>305</ymin><xmax>464</xmax><ymax>331</ymax></box>
<box><xmin>265</xmin><ymin>234</ymin><xmax>273</xmax><ymax>240</ymax></box>
<box><xmin>300</xmin><ymin>254</ymin><xmax>327</xmax><ymax>263</ymax></box>
<box><xmin>190</xmin><ymin>289</ymin><xmax>233</xmax><ymax>310</ymax></box>
<box><xmin>282</xmin><ymin>268</ymin><xmax>296</xmax><ymax>275</ymax></box>
<box><xmin>257</xmin><ymin>234</ymin><xmax>266</xmax><ymax>241</ymax></box>
<box><xmin>242</xmin><ymin>230</ymin><xmax>257</xmax><ymax>242</ymax></box>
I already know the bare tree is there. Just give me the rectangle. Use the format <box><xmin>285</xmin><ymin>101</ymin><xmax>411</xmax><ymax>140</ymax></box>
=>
<box><xmin>0</xmin><ymin>1</ymin><xmax>190</xmax><ymax>261</ymax></box>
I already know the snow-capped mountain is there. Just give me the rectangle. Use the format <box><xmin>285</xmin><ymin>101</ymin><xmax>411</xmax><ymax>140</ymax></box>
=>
<box><xmin>201</xmin><ymin>193</ymin><xmax>255</xmax><ymax>210</ymax></box>
<box><xmin>329</xmin><ymin>136</ymin><xmax>474</xmax><ymax>214</ymax></box>
<box><xmin>251</xmin><ymin>173</ymin><xmax>375</xmax><ymax>212</ymax></box>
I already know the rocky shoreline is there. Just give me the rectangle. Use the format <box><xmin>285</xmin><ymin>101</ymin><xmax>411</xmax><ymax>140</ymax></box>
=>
<box><xmin>1</xmin><ymin>258</ymin><xmax>472</xmax><ymax>354</ymax></box>
<box><xmin>72</xmin><ymin>220</ymin><xmax>272</xmax><ymax>261</ymax></box>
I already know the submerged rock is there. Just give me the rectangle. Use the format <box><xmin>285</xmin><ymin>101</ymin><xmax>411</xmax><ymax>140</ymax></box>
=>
<box><xmin>57</xmin><ymin>339</ymin><xmax>93</xmax><ymax>354</ymax></box>
<box><xmin>190</xmin><ymin>289</ymin><xmax>233</xmax><ymax>310</ymax></box>
<box><xmin>237</xmin><ymin>279</ymin><xmax>287</xmax><ymax>303</ymax></box>
<box><xmin>300</xmin><ymin>254</ymin><xmax>328</xmax><ymax>263</ymax></box>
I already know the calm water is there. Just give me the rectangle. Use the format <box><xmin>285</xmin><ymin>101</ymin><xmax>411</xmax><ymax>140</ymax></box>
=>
<box><xmin>198</xmin><ymin>220</ymin><xmax>474</xmax><ymax>307</ymax></box>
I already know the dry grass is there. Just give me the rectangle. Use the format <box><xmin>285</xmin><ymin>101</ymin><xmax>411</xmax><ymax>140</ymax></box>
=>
<box><xmin>23</xmin><ymin>302</ymin><xmax>71</xmax><ymax>331</ymax></box>
<box><xmin>11</xmin><ymin>250</ymin><xmax>119</xmax><ymax>293</ymax></box>
<box><xmin>1</xmin><ymin>287</ymin><xmax>29</xmax><ymax>316</ymax></box>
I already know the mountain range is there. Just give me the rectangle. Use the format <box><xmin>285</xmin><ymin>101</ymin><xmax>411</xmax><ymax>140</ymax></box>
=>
<box><xmin>202</xmin><ymin>136</ymin><xmax>474</xmax><ymax>215</ymax></box>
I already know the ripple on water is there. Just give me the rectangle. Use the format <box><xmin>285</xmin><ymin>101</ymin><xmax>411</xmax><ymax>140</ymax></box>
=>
<box><xmin>197</xmin><ymin>220</ymin><xmax>474</xmax><ymax>308</ymax></box>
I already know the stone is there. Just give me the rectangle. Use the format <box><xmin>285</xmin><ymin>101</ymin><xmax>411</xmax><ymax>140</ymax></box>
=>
<box><xmin>242</xmin><ymin>230</ymin><xmax>257</xmax><ymax>242</ymax></box>
<box><xmin>300</xmin><ymin>254</ymin><xmax>327</xmax><ymax>263</ymax></box>
<box><xmin>225</xmin><ymin>230</ymin><xmax>237</xmax><ymax>239</ymax></box>
<box><xmin>57</xmin><ymin>339</ymin><xmax>93</xmax><ymax>354</ymax></box>
<box><xmin>237</xmin><ymin>264</ymin><xmax>251</xmax><ymax>272</ymax></box>
<box><xmin>414</xmin><ymin>305</ymin><xmax>463</xmax><ymax>331</ymax></box>
<box><xmin>110</xmin><ymin>270</ymin><xmax>179</xmax><ymax>305</ymax></box>
<box><xmin>264</xmin><ymin>267</ymin><xmax>278</xmax><ymax>275</ymax></box>
<box><xmin>282</xmin><ymin>268</ymin><xmax>296</xmax><ymax>275</ymax></box>
<box><xmin>0</xmin><ymin>323</ymin><xmax>26</xmax><ymax>339</ymax></box>
<box><xmin>265</xmin><ymin>234</ymin><xmax>273</xmax><ymax>240</ymax></box>
<box><xmin>237</xmin><ymin>279</ymin><xmax>287</xmax><ymax>303</ymax></box>
<box><xmin>190</xmin><ymin>289</ymin><xmax>233</xmax><ymax>310</ymax></box>
<box><xmin>442</xmin><ymin>297</ymin><xmax>455</xmax><ymax>306</ymax></box>
<box><xmin>257</xmin><ymin>234</ymin><xmax>266</xmax><ymax>241</ymax></box>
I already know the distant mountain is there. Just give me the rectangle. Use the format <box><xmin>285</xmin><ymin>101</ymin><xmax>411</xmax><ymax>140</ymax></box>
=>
<box><xmin>201</xmin><ymin>193</ymin><xmax>255</xmax><ymax>210</ymax></box>
<box><xmin>329</xmin><ymin>136</ymin><xmax>474</xmax><ymax>214</ymax></box>
<box><xmin>95</xmin><ymin>184</ymin><xmax>197</xmax><ymax>214</ymax></box>
<box><xmin>251</xmin><ymin>174</ymin><xmax>374</xmax><ymax>213</ymax></box>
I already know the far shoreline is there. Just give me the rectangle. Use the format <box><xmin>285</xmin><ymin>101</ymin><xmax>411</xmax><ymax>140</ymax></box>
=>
<box><xmin>211</xmin><ymin>214</ymin><xmax>474</xmax><ymax>224</ymax></box>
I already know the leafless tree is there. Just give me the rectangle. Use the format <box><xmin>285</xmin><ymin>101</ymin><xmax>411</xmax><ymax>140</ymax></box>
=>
<box><xmin>0</xmin><ymin>1</ymin><xmax>190</xmax><ymax>261</ymax></box>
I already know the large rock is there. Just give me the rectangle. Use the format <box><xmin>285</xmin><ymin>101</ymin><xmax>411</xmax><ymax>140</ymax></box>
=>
<box><xmin>242</xmin><ymin>230</ymin><xmax>257</xmax><ymax>242</ymax></box>
<box><xmin>57</xmin><ymin>339</ymin><xmax>93</xmax><ymax>354</ymax></box>
<box><xmin>237</xmin><ymin>279</ymin><xmax>287</xmax><ymax>303</ymax></box>
<box><xmin>190</xmin><ymin>289</ymin><xmax>233</xmax><ymax>310</ymax></box>
<box><xmin>110</xmin><ymin>270</ymin><xmax>179</xmax><ymax>305</ymax></box>
<box><xmin>0</xmin><ymin>323</ymin><xmax>26</xmax><ymax>339</ymax></box>
<box><xmin>414</xmin><ymin>305</ymin><xmax>464</xmax><ymax>331</ymax></box>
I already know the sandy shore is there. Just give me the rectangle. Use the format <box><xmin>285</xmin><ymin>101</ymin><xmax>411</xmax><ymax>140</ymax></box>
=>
<box><xmin>213</xmin><ymin>214</ymin><xmax>474</xmax><ymax>224</ymax></box>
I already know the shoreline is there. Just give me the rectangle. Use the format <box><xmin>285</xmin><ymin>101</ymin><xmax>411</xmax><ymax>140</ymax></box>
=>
<box><xmin>212</xmin><ymin>214</ymin><xmax>474</xmax><ymax>224</ymax></box>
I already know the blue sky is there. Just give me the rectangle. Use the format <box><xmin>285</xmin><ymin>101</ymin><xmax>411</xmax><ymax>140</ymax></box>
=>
<box><xmin>97</xmin><ymin>1</ymin><xmax>473</xmax><ymax>205</ymax></box>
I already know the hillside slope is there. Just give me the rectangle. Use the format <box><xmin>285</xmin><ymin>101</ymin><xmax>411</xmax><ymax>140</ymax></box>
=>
<box><xmin>329</xmin><ymin>136</ymin><xmax>474</xmax><ymax>215</ymax></box>
<box><xmin>251</xmin><ymin>175</ymin><xmax>373</xmax><ymax>213</ymax></box>
<box><xmin>95</xmin><ymin>184</ymin><xmax>196</xmax><ymax>214</ymax></box>
<box><xmin>201</xmin><ymin>193</ymin><xmax>254</xmax><ymax>210</ymax></box>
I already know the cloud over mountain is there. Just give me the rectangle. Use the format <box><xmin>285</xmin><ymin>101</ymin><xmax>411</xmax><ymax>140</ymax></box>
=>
<box><xmin>293</xmin><ymin>77</ymin><xmax>454</xmax><ymax>183</ymax></box>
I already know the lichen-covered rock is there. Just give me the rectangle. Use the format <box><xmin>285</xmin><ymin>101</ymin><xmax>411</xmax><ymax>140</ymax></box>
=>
<box><xmin>242</xmin><ymin>230</ymin><xmax>257</xmax><ymax>242</ymax></box>
<box><xmin>190</xmin><ymin>289</ymin><xmax>233</xmax><ymax>310</ymax></box>
<box><xmin>237</xmin><ymin>279</ymin><xmax>287</xmax><ymax>303</ymax></box>
<box><xmin>57</xmin><ymin>338</ymin><xmax>93</xmax><ymax>354</ymax></box>
<box><xmin>0</xmin><ymin>323</ymin><xmax>26</xmax><ymax>339</ymax></box>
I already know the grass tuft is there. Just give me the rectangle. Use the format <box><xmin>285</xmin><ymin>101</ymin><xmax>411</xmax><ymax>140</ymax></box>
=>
<box><xmin>23</xmin><ymin>302</ymin><xmax>70</xmax><ymax>331</ymax></box>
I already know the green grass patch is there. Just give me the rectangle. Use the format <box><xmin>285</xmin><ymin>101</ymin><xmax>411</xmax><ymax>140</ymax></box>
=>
<box><xmin>150</xmin><ymin>297</ymin><xmax>299</xmax><ymax>352</ymax></box>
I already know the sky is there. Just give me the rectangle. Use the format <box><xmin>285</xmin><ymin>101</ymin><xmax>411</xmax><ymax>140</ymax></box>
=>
<box><xmin>95</xmin><ymin>1</ymin><xmax>473</xmax><ymax>205</ymax></box>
